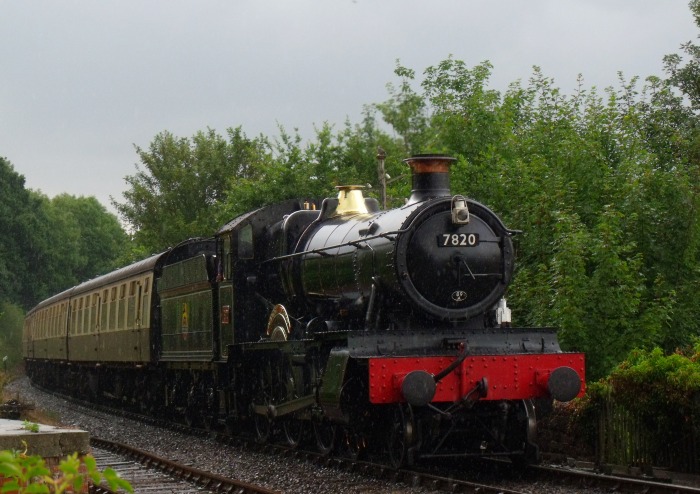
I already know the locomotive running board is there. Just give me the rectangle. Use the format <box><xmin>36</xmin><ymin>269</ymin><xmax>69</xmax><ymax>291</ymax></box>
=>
<box><xmin>347</xmin><ymin>327</ymin><xmax>564</xmax><ymax>357</ymax></box>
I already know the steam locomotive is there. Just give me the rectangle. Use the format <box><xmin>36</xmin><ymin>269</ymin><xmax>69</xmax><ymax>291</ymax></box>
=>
<box><xmin>23</xmin><ymin>154</ymin><xmax>584</xmax><ymax>466</ymax></box>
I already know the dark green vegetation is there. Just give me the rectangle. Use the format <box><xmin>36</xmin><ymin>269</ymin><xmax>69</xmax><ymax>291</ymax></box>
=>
<box><xmin>0</xmin><ymin>157</ymin><xmax>129</xmax><ymax>367</ymax></box>
<box><xmin>568</xmin><ymin>345</ymin><xmax>700</xmax><ymax>471</ymax></box>
<box><xmin>4</xmin><ymin>2</ymin><xmax>700</xmax><ymax>385</ymax></box>
<box><xmin>0</xmin><ymin>449</ymin><xmax>133</xmax><ymax>493</ymax></box>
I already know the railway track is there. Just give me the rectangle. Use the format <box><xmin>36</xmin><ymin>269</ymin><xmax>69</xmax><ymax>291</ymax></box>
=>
<box><xmin>530</xmin><ymin>462</ymin><xmax>700</xmax><ymax>494</ymax></box>
<box><xmin>89</xmin><ymin>438</ymin><xmax>279</xmax><ymax>494</ymax></box>
<box><xmin>11</xmin><ymin>379</ymin><xmax>700</xmax><ymax>494</ymax></box>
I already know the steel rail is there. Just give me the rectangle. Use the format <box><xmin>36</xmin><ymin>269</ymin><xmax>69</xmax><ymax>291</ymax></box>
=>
<box><xmin>90</xmin><ymin>436</ymin><xmax>281</xmax><ymax>494</ymax></box>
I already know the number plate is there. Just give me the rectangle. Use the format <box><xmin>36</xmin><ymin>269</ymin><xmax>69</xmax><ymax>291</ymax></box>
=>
<box><xmin>437</xmin><ymin>233</ymin><xmax>480</xmax><ymax>247</ymax></box>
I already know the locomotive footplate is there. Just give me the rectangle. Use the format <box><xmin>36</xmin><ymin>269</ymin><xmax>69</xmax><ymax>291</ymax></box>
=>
<box><xmin>347</xmin><ymin>327</ymin><xmax>566</xmax><ymax>358</ymax></box>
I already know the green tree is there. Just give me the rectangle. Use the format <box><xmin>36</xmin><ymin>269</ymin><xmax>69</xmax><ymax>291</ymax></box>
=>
<box><xmin>50</xmin><ymin>195</ymin><xmax>128</xmax><ymax>281</ymax></box>
<box><xmin>0</xmin><ymin>156</ymin><xmax>128</xmax><ymax>309</ymax></box>
<box><xmin>422</xmin><ymin>58</ymin><xmax>505</xmax><ymax>163</ymax></box>
<box><xmin>21</xmin><ymin>193</ymin><xmax>128</xmax><ymax>304</ymax></box>
<box><xmin>374</xmin><ymin>63</ymin><xmax>430</xmax><ymax>156</ymax></box>
<box><xmin>219</xmin><ymin>120</ymin><xmax>408</xmax><ymax>217</ymax></box>
<box><xmin>27</xmin><ymin>191</ymin><xmax>82</xmax><ymax>300</ymax></box>
<box><xmin>0</xmin><ymin>301</ymin><xmax>25</xmax><ymax>369</ymax></box>
<box><xmin>664</xmin><ymin>0</ymin><xmax>700</xmax><ymax>112</ymax></box>
<box><xmin>0</xmin><ymin>157</ymin><xmax>34</xmax><ymax>307</ymax></box>
<box><xmin>113</xmin><ymin>127</ymin><xmax>270</xmax><ymax>254</ymax></box>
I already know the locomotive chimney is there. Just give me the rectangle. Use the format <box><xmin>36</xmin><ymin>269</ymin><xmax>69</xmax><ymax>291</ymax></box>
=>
<box><xmin>403</xmin><ymin>154</ymin><xmax>456</xmax><ymax>205</ymax></box>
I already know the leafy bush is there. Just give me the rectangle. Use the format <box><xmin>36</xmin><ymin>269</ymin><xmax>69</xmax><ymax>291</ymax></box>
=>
<box><xmin>602</xmin><ymin>344</ymin><xmax>700</xmax><ymax>415</ymax></box>
<box><xmin>568</xmin><ymin>343</ymin><xmax>700</xmax><ymax>465</ymax></box>
<box><xmin>0</xmin><ymin>449</ymin><xmax>133</xmax><ymax>493</ymax></box>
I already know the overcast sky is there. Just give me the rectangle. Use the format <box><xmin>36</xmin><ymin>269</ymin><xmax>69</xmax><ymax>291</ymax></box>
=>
<box><xmin>1</xmin><ymin>1</ymin><xmax>697</xmax><ymax>215</ymax></box>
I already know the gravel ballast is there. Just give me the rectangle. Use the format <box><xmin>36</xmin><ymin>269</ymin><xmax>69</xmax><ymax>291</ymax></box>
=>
<box><xmin>5</xmin><ymin>376</ymin><xmax>603</xmax><ymax>494</ymax></box>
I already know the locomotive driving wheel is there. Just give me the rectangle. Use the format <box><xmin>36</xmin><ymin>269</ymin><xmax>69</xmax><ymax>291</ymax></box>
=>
<box><xmin>252</xmin><ymin>357</ymin><xmax>291</xmax><ymax>444</ymax></box>
<box><xmin>388</xmin><ymin>403</ymin><xmax>415</xmax><ymax>468</ymax></box>
<box><xmin>340</xmin><ymin>426</ymin><xmax>366</xmax><ymax>460</ymax></box>
<box><xmin>282</xmin><ymin>414</ymin><xmax>305</xmax><ymax>448</ymax></box>
<box><xmin>254</xmin><ymin>412</ymin><xmax>272</xmax><ymax>443</ymax></box>
<box><xmin>252</xmin><ymin>364</ymin><xmax>274</xmax><ymax>444</ymax></box>
<box><xmin>313</xmin><ymin>420</ymin><xmax>337</xmax><ymax>455</ymax></box>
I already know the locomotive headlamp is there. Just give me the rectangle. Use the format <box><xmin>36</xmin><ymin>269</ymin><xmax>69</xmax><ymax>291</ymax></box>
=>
<box><xmin>451</xmin><ymin>195</ymin><xmax>470</xmax><ymax>224</ymax></box>
<box><xmin>496</xmin><ymin>298</ymin><xmax>512</xmax><ymax>327</ymax></box>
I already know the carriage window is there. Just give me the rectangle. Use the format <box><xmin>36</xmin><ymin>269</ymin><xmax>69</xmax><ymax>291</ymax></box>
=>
<box><xmin>144</xmin><ymin>277</ymin><xmax>150</xmax><ymax>293</ymax></box>
<box><xmin>71</xmin><ymin>301</ymin><xmax>77</xmax><ymax>333</ymax></box>
<box><xmin>119</xmin><ymin>284</ymin><xmax>126</xmax><ymax>299</ymax></box>
<box><xmin>238</xmin><ymin>224</ymin><xmax>253</xmax><ymax>259</ymax></box>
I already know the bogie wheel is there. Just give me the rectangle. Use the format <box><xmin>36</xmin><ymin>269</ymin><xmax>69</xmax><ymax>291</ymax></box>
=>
<box><xmin>203</xmin><ymin>385</ymin><xmax>218</xmax><ymax>431</ymax></box>
<box><xmin>508</xmin><ymin>399</ymin><xmax>540</xmax><ymax>468</ymax></box>
<box><xmin>139</xmin><ymin>376</ymin><xmax>161</xmax><ymax>416</ymax></box>
<box><xmin>282</xmin><ymin>416</ymin><xmax>305</xmax><ymax>448</ymax></box>
<box><xmin>313</xmin><ymin>420</ymin><xmax>337</xmax><ymax>456</ymax></box>
<box><xmin>388</xmin><ymin>404</ymin><xmax>414</xmax><ymax>469</ymax></box>
<box><xmin>254</xmin><ymin>413</ymin><xmax>272</xmax><ymax>444</ymax></box>
<box><xmin>138</xmin><ymin>389</ymin><xmax>150</xmax><ymax>414</ymax></box>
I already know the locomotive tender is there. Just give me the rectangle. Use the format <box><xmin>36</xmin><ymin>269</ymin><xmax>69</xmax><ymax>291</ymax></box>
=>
<box><xmin>24</xmin><ymin>154</ymin><xmax>584</xmax><ymax>466</ymax></box>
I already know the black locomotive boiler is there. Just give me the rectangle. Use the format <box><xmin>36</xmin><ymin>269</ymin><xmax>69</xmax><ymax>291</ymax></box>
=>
<box><xmin>24</xmin><ymin>154</ymin><xmax>584</xmax><ymax>467</ymax></box>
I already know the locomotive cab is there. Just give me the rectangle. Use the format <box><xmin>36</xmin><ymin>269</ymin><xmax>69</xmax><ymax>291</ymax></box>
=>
<box><xmin>216</xmin><ymin>199</ymin><xmax>315</xmax><ymax>343</ymax></box>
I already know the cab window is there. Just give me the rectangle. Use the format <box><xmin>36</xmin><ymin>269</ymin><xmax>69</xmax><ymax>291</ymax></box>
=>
<box><xmin>238</xmin><ymin>224</ymin><xmax>253</xmax><ymax>259</ymax></box>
